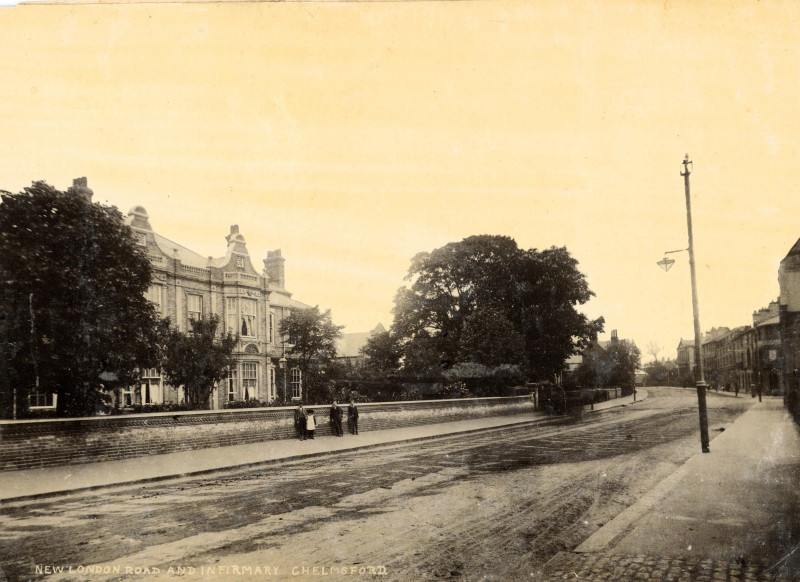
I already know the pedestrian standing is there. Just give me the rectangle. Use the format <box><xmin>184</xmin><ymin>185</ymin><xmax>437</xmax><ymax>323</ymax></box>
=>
<box><xmin>330</xmin><ymin>401</ymin><xmax>344</xmax><ymax>436</ymax></box>
<box><xmin>294</xmin><ymin>404</ymin><xmax>307</xmax><ymax>441</ymax></box>
<box><xmin>347</xmin><ymin>400</ymin><xmax>359</xmax><ymax>435</ymax></box>
<box><xmin>306</xmin><ymin>409</ymin><xmax>316</xmax><ymax>439</ymax></box>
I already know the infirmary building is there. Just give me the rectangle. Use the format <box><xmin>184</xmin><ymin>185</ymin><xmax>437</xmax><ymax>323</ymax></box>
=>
<box><xmin>123</xmin><ymin>200</ymin><xmax>309</xmax><ymax>410</ymax></box>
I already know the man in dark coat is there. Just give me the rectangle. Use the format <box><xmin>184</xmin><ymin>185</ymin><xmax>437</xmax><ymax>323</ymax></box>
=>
<box><xmin>347</xmin><ymin>400</ymin><xmax>359</xmax><ymax>435</ymax></box>
<box><xmin>330</xmin><ymin>401</ymin><xmax>344</xmax><ymax>436</ymax></box>
<box><xmin>294</xmin><ymin>404</ymin><xmax>307</xmax><ymax>441</ymax></box>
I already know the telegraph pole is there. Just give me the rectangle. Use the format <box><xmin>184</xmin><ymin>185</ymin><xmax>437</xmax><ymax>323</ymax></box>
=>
<box><xmin>682</xmin><ymin>154</ymin><xmax>711</xmax><ymax>453</ymax></box>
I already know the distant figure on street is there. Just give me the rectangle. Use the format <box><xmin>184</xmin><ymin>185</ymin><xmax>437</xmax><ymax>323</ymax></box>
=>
<box><xmin>294</xmin><ymin>404</ymin><xmax>307</xmax><ymax>441</ymax></box>
<box><xmin>348</xmin><ymin>400</ymin><xmax>359</xmax><ymax>435</ymax></box>
<box><xmin>306</xmin><ymin>409</ymin><xmax>316</xmax><ymax>439</ymax></box>
<box><xmin>330</xmin><ymin>401</ymin><xmax>344</xmax><ymax>436</ymax></box>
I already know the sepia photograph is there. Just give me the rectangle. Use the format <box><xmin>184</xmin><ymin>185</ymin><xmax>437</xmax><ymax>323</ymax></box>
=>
<box><xmin>1</xmin><ymin>0</ymin><xmax>800</xmax><ymax>580</ymax></box>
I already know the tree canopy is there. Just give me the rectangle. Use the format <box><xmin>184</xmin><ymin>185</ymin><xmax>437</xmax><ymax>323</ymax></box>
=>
<box><xmin>574</xmin><ymin>338</ymin><xmax>641</xmax><ymax>391</ymax></box>
<box><xmin>360</xmin><ymin>330</ymin><xmax>402</xmax><ymax>376</ymax></box>
<box><xmin>279</xmin><ymin>306</ymin><xmax>344</xmax><ymax>403</ymax></box>
<box><xmin>161</xmin><ymin>315</ymin><xmax>237</xmax><ymax>409</ymax></box>
<box><xmin>0</xmin><ymin>181</ymin><xmax>162</xmax><ymax>417</ymax></box>
<box><xmin>391</xmin><ymin>235</ymin><xmax>603</xmax><ymax>382</ymax></box>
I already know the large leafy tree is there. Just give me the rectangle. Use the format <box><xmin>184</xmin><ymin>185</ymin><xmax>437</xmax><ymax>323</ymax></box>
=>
<box><xmin>458</xmin><ymin>307</ymin><xmax>525</xmax><ymax>367</ymax></box>
<box><xmin>161</xmin><ymin>315</ymin><xmax>237</xmax><ymax>409</ymax></box>
<box><xmin>0</xmin><ymin>181</ymin><xmax>163</xmax><ymax>417</ymax></box>
<box><xmin>644</xmin><ymin>358</ymin><xmax>677</xmax><ymax>386</ymax></box>
<box><xmin>604</xmin><ymin>339</ymin><xmax>642</xmax><ymax>391</ymax></box>
<box><xmin>515</xmin><ymin>246</ymin><xmax>604</xmax><ymax>380</ymax></box>
<box><xmin>360</xmin><ymin>330</ymin><xmax>402</xmax><ymax>376</ymax></box>
<box><xmin>575</xmin><ymin>339</ymin><xmax>641</xmax><ymax>393</ymax></box>
<box><xmin>391</xmin><ymin>235</ymin><xmax>603</xmax><ymax>382</ymax></box>
<box><xmin>279</xmin><ymin>306</ymin><xmax>344</xmax><ymax>403</ymax></box>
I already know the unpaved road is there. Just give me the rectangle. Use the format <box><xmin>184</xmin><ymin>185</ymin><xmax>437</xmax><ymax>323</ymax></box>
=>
<box><xmin>0</xmin><ymin>389</ymin><xmax>752</xmax><ymax>582</ymax></box>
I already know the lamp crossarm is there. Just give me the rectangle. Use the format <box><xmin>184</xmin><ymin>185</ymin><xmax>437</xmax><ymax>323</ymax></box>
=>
<box><xmin>664</xmin><ymin>248</ymin><xmax>688</xmax><ymax>255</ymax></box>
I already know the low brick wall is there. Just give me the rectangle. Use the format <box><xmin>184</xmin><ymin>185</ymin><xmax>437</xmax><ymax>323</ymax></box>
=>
<box><xmin>0</xmin><ymin>397</ymin><xmax>536</xmax><ymax>471</ymax></box>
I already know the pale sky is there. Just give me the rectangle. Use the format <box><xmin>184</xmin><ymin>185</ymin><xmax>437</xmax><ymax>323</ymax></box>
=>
<box><xmin>2</xmin><ymin>0</ymin><xmax>800</xmax><ymax>364</ymax></box>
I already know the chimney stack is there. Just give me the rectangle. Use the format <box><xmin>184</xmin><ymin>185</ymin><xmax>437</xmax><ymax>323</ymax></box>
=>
<box><xmin>68</xmin><ymin>177</ymin><xmax>93</xmax><ymax>202</ymax></box>
<box><xmin>264</xmin><ymin>249</ymin><xmax>285</xmax><ymax>289</ymax></box>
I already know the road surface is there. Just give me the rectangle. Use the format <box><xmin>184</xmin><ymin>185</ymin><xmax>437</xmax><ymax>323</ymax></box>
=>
<box><xmin>0</xmin><ymin>388</ymin><xmax>752</xmax><ymax>581</ymax></box>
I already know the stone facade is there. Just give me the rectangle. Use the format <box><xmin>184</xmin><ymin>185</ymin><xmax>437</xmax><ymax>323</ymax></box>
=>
<box><xmin>121</xmin><ymin>206</ymin><xmax>309</xmax><ymax>410</ymax></box>
<box><xmin>676</xmin><ymin>338</ymin><xmax>695</xmax><ymax>385</ymax></box>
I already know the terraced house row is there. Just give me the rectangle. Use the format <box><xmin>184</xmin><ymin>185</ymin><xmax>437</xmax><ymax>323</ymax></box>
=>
<box><xmin>676</xmin><ymin>234</ymin><xmax>800</xmax><ymax>400</ymax></box>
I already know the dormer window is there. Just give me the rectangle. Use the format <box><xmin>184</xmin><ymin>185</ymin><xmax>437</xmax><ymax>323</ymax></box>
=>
<box><xmin>236</xmin><ymin>257</ymin><xmax>245</xmax><ymax>268</ymax></box>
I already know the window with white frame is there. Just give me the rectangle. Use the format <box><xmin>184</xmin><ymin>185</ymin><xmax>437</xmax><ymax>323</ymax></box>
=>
<box><xmin>227</xmin><ymin>368</ymin><xmax>238</xmax><ymax>402</ymax></box>
<box><xmin>122</xmin><ymin>385</ymin><xmax>133</xmax><ymax>407</ymax></box>
<box><xmin>242</xmin><ymin>362</ymin><xmax>257</xmax><ymax>401</ymax></box>
<box><xmin>187</xmin><ymin>294</ymin><xmax>203</xmax><ymax>323</ymax></box>
<box><xmin>29</xmin><ymin>387</ymin><xmax>56</xmax><ymax>408</ymax></box>
<box><xmin>291</xmin><ymin>367</ymin><xmax>302</xmax><ymax>400</ymax></box>
<box><xmin>226</xmin><ymin>298</ymin><xmax>237</xmax><ymax>333</ymax></box>
<box><xmin>241</xmin><ymin>298</ymin><xmax>257</xmax><ymax>337</ymax></box>
<box><xmin>140</xmin><ymin>368</ymin><xmax>162</xmax><ymax>404</ymax></box>
<box><xmin>147</xmin><ymin>284</ymin><xmax>164</xmax><ymax>314</ymax></box>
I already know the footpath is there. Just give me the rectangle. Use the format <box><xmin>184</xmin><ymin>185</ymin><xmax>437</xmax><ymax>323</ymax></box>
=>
<box><xmin>542</xmin><ymin>395</ymin><xmax>800</xmax><ymax>581</ymax></box>
<box><xmin>0</xmin><ymin>394</ymin><xmax>637</xmax><ymax>502</ymax></box>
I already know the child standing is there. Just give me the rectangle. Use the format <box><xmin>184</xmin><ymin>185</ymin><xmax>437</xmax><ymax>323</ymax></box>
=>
<box><xmin>306</xmin><ymin>409</ymin><xmax>316</xmax><ymax>439</ymax></box>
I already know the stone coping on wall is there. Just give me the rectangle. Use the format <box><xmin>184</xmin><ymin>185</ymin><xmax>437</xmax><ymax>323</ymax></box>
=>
<box><xmin>0</xmin><ymin>395</ymin><xmax>537</xmax><ymax>471</ymax></box>
<box><xmin>0</xmin><ymin>394</ymin><xmax>534</xmax><ymax>427</ymax></box>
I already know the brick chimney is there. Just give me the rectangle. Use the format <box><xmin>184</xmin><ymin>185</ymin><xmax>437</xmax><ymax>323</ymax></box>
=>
<box><xmin>68</xmin><ymin>177</ymin><xmax>93</xmax><ymax>202</ymax></box>
<box><xmin>264</xmin><ymin>249</ymin><xmax>285</xmax><ymax>289</ymax></box>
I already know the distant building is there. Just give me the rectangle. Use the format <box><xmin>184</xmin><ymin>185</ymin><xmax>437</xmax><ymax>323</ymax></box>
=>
<box><xmin>753</xmin><ymin>302</ymin><xmax>782</xmax><ymax>395</ymax></box>
<box><xmin>335</xmin><ymin>323</ymin><xmax>387</xmax><ymax>368</ymax></box>
<box><xmin>676</xmin><ymin>338</ymin><xmax>695</xmax><ymax>385</ymax></box>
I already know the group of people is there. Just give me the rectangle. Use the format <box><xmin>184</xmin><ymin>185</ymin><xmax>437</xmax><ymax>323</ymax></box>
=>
<box><xmin>294</xmin><ymin>401</ymin><xmax>359</xmax><ymax>441</ymax></box>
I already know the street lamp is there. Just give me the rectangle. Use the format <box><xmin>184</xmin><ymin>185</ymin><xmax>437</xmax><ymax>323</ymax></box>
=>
<box><xmin>659</xmin><ymin>154</ymin><xmax>711</xmax><ymax>453</ymax></box>
<box><xmin>279</xmin><ymin>355</ymin><xmax>287</xmax><ymax>402</ymax></box>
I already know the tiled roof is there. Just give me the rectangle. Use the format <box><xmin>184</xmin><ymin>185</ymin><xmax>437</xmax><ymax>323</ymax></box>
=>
<box><xmin>335</xmin><ymin>323</ymin><xmax>386</xmax><ymax>358</ymax></box>
<box><xmin>153</xmin><ymin>233</ymin><xmax>213</xmax><ymax>269</ymax></box>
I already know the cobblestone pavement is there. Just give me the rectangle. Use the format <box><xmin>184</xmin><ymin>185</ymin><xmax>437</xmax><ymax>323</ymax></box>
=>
<box><xmin>542</xmin><ymin>551</ymin><xmax>796</xmax><ymax>581</ymax></box>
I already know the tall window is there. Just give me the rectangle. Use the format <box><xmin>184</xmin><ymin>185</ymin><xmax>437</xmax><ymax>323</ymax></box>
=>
<box><xmin>140</xmin><ymin>368</ymin><xmax>162</xmax><ymax>404</ymax></box>
<box><xmin>269</xmin><ymin>312</ymin><xmax>275</xmax><ymax>344</ymax></box>
<box><xmin>122</xmin><ymin>385</ymin><xmax>133</xmax><ymax>407</ymax></box>
<box><xmin>147</xmin><ymin>284</ymin><xmax>164</xmax><ymax>314</ymax></box>
<box><xmin>270</xmin><ymin>367</ymin><xmax>276</xmax><ymax>401</ymax></box>
<box><xmin>227</xmin><ymin>368</ymin><xmax>238</xmax><ymax>402</ymax></box>
<box><xmin>241</xmin><ymin>298</ymin><xmax>257</xmax><ymax>337</ymax></box>
<box><xmin>226</xmin><ymin>298</ymin><xmax>237</xmax><ymax>333</ymax></box>
<box><xmin>187</xmin><ymin>294</ymin><xmax>203</xmax><ymax>323</ymax></box>
<box><xmin>291</xmin><ymin>368</ymin><xmax>302</xmax><ymax>400</ymax></box>
<box><xmin>242</xmin><ymin>362</ymin><xmax>257</xmax><ymax>401</ymax></box>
